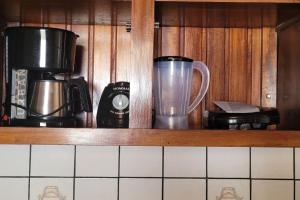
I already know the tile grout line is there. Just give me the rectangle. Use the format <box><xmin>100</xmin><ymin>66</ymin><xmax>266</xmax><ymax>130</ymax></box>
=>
<box><xmin>73</xmin><ymin>145</ymin><xmax>77</xmax><ymax>200</ymax></box>
<box><xmin>249</xmin><ymin>147</ymin><xmax>252</xmax><ymax>200</ymax></box>
<box><xmin>117</xmin><ymin>146</ymin><xmax>121</xmax><ymax>200</ymax></box>
<box><xmin>1</xmin><ymin>175</ymin><xmax>298</xmax><ymax>180</ymax></box>
<box><xmin>206</xmin><ymin>147</ymin><xmax>208</xmax><ymax>200</ymax></box>
<box><xmin>162</xmin><ymin>147</ymin><xmax>164</xmax><ymax>200</ymax></box>
<box><xmin>28</xmin><ymin>144</ymin><xmax>32</xmax><ymax>200</ymax></box>
<box><xmin>293</xmin><ymin>147</ymin><xmax>296</xmax><ymax>200</ymax></box>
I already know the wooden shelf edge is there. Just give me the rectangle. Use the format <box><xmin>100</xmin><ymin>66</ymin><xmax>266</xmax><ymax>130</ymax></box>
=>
<box><xmin>0</xmin><ymin>128</ymin><xmax>300</xmax><ymax>147</ymax></box>
<box><xmin>155</xmin><ymin>0</ymin><xmax>300</xmax><ymax>3</ymax></box>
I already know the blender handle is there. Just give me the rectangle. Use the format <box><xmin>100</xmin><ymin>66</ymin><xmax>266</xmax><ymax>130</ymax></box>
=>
<box><xmin>69</xmin><ymin>77</ymin><xmax>93</xmax><ymax>112</ymax></box>
<box><xmin>187</xmin><ymin>61</ymin><xmax>210</xmax><ymax>113</ymax></box>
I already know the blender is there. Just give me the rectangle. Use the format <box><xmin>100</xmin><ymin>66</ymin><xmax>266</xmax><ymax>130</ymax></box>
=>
<box><xmin>153</xmin><ymin>56</ymin><xmax>210</xmax><ymax>129</ymax></box>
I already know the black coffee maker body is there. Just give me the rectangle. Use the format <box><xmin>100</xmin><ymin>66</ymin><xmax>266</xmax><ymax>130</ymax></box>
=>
<box><xmin>2</xmin><ymin>27</ymin><xmax>92</xmax><ymax>127</ymax></box>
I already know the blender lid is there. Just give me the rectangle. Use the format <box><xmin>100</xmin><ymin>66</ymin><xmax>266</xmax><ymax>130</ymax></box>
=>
<box><xmin>154</xmin><ymin>56</ymin><xmax>193</xmax><ymax>62</ymax></box>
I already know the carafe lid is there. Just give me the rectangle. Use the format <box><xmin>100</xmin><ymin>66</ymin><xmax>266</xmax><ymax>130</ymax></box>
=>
<box><xmin>154</xmin><ymin>56</ymin><xmax>193</xmax><ymax>62</ymax></box>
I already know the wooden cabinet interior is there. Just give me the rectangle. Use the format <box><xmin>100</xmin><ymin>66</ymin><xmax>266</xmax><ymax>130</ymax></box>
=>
<box><xmin>0</xmin><ymin>0</ymin><xmax>300</xmax><ymax>130</ymax></box>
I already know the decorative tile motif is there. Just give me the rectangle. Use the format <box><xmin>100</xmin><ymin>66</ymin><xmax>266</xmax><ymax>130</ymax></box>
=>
<box><xmin>75</xmin><ymin>178</ymin><xmax>118</xmax><ymax>200</ymax></box>
<box><xmin>31</xmin><ymin>145</ymin><xmax>75</xmax><ymax>177</ymax></box>
<box><xmin>0</xmin><ymin>145</ymin><xmax>30</xmax><ymax>176</ymax></box>
<box><xmin>208</xmin><ymin>179</ymin><xmax>250</xmax><ymax>200</ymax></box>
<box><xmin>251</xmin><ymin>148</ymin><xmax>293</xmax><ymax>178</ymax></box>
<box><xmin>164</xmin><ymin>179</ymin><xmax>206</xmax><ymax>200</ymax></box>
<box><xmin>119</xmin><ymin>178</ymin><xmax>162</xmax><ymax>200</ymax></box>
<box><xmin>30</xmin><ymin>178</ymin><xmax>73</xmax><ymax>200</ymax></box>
<box><xmin>252</xmin><ymin>180</ymin><xmax>293</xmax><ymax>200</ymax></box>
<box><xmin>0</xmin><ymin>178</ymin><xmax>28</xmax><ymax>200</ymax></box>
<box><xmin>208</xmin><ymin>147</ymin><xmax>249</xmax><ymax>178</ymax></box>
<box><xmin>164</xmin><ymin>147</ymin><xmax>206</xmax><ymax>177</ymax></box>
<box><xmin>120</xmin><ymin>146</ymin><xmax>162</xmax><ymax>177</ymax></box>
<box><xmin>38</xmin><ymin>186</ymin><xmax>65</xmax><ymax>200</ymax></box>
<box><xmin>76</xmin><ymin>146</ymin><xmax>119</xmax><ymax>177</ymax></box>
<box><xmin>216</xmin><ymin>187</ymin><xmax>242</xmax><ymax>200</ymax></box>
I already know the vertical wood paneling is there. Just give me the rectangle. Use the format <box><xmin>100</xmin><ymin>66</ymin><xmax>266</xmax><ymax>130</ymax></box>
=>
<box><xmin>206</xmin><ymin>5</ymin><xmax>226</xmax><ymax>110</ymax></box>
<box><xmin>2</xmin><ymin>2</ymin><xmax>280</xmax><ymax>129</ymax></box>
<box><xmin>157</xmin><ymin>4</ymin><xmax>277</xmax><ymax>127</ymax></box>
<box><xmin>261</xmin><ymin>6</ymin><xmax>277</xmax><ymax>108</ymax></box>
<box><xmin>161</xmin><ymin>27</ymin><xmax>180</xmax><ymax>56</ymax></box>
<box><xmin>0</xmin><ymin>18</ymin><xmax>5</xmax><ymax>115</ymax></box>
<box><xmin>227</xmin><ymin>6</ymin><xmax>249</xmax><ymax>102</ymax></box>
<box><xmin>184</xmin><ymin>27</ymin><xmax>206</xmax><ymax>128</ymax></box>
<box><xmin>248</xmin><ymin>6</ymin><xmax>262</xmax><ymax>106</ymax></box>
<box><xmin>93</xmin><ymin>25</ymin><xmax>112</xmax><ymax>127</ymax></box>
<box><xmin>116</xmin><ymin>26</ymin><xmax>131</xmax><ymax>82</ymax></box>
<box><xmin>129</xmin><ymin>0</ymin><xmax>154</xmax><ymax>128</ymax></box>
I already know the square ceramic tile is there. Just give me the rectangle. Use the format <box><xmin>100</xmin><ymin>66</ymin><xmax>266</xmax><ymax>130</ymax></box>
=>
<box><xmin>120</xmin><ymin>146</ymin><xmax>162</xmax><ymax>177</ymax></box>
<box><xmin>119</xmin><ymin>178</ymin><xmax>162</xmax><ymax>200</ymax></box>
<box><xmin>252</xmin><ymin>180</ymin><xmax>293</xmax><ymax>200</ymax></box>
<box><xmin>208</xmin><ymin>147</ymin><xmax>249</xmax><ymax>178</ymax></box>
<box><xmin>208</xmin><ymin>179</ymin><xmax>250</xmax><ymax>200</ymax></box>
<box><xmin>251</xmin><ymin>148</ymin><xmax>293</xmax><ymax>178</ymax></box>
<box><xmin>76</xmin><ymin>146</ymin><xmax>118</xmax><ymax>177</ymax></box>
<box><xmin>30</xmin><ymin>178</ymin><xmax>73</xmax><ymax>200</ymax></box>
<box><xmin>75</xmin><ymin>178</ymin><xmax>118</xmax><ymax>200</ymax></box>
<box><xmin>295</xmin><ymin>148</ymin><xmax>300</xmax><ymax>179</ymax></box>
<box><xmin>0</xmin><ymin>145</ymin><xmax>30</xmax><ymax>176</ymax></box>
<box><xmin>296</xmin><ymin>181</ymin><xmax>300</xmax><ymax>200</ymax></box>
<box><xmin>164</xmin><ymin>147</ymin><xmax>206</xmax><ymax>177</ymax></box>
<box><xmin>164</xmin><ymin>179</ymin><xmax>206</xmax><ymax>200</ymax></box>
<box><xmin>31</xmin><ymin>145</ymin><xmax>75</xmax><ymax>176</ymax></box>
<box><xmin>0</xmin><ymin>178</ymin><xmax>28</xmax><ymax>200</ymax></box>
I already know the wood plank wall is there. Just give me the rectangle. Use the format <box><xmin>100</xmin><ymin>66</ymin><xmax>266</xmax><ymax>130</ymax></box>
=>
<box><xmin>155</xmin><ymin>4</ymin><xmax>278</xmax><ymax>128</ymax></box>
<box><xmin>1</xmin><ymin>2</ymin><xmax>279</xmax><ymax>129</ymax></box>
<box><xmin>4</xmin><ymin>1</ymin><xmax>132</xmax><ymax>128</ymax></box>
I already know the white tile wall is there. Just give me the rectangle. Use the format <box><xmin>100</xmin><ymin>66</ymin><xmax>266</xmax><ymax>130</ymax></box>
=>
<box><xmin>252</xmin><ymin>180</ymin><xmax>294</xmax><ymax>200</ymax></box>
<box><xmin>164</xmin><ymin>179</ymin><xmax>206</xmax><ymax>200</ymax></box>
<box><xmin>31</xmin><ymin>145</ymin><xmax>75</xmax><ymax>177</ymax></box>
<box><xmin>295</xmin><ymin>148</ymin><xmax>300</xmax><ymax>179</ymax></box>
<box><xmin>164</xmin><ymin>147</ymin><xmax>206</xmax><ymax>177</ymax></box>
<box><xmin>30</xmin><ymin>178</ymin><xmax>73</xmax><ymax>200</ymax></box>
<box><xmin>120</xmin><ymin>146</ymin><xmax>162</xmax><ymax>177</ymax></box>
<box><xmin>0</xmin><ymin>145</ymin><xmax>297</xmax><ymax>200</ymax></box>
<box><xmin>0</xmin><ymin>145</ymin><xmax>30</xmax><ymax>176</ymax></box>
<box><xmin>76</xmin><ymin>146</ymin><xmax>119</xmax><ymax>177</ymax></box>
<box><xmin>251</xmin><ymin>148</ymin><xmax>293</xmax><ymax>178</ymax></box>
<box><xmin>119</xmin><ymin>178</ymin><xmax>162</xmax><ymax>200</ymax></box>
<box><xmin>0</xmin><ymin>178</ymin><xmax>28</xmax><ymax>200</ymax></box>
<box><xmin>208</xmin><ymin>147</ymin><xmax>249</xmax><ymax>178</ymax></box>
<box><xmin>296</xmin><ymin>181</ymin><xmax>300</xmax><ymax>200</ymax></box>
<box><xmin>75</xmin><ymin>178</ymin><xmax>118</xmax><ymax>200</ymax></box>
<box><xmin>208</xmin><ymin>179</ymin><xmax>250</xmax><ymax>200</ymax></box>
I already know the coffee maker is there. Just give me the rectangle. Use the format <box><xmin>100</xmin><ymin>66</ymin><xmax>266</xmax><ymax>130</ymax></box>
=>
<box><xmin>2</xmin><ymin>27</ymin><xmax>92</xmax><ymax>127</ymax></box>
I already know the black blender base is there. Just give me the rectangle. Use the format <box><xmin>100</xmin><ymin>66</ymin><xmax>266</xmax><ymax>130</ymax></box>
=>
<box><xmin>8</xmin><ymin>118</ymin><xmax>79</xmax><ymax>127</ymax></box>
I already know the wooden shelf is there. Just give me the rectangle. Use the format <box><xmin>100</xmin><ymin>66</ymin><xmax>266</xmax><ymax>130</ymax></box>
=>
<box><xmin>1</xmin><ymin>128</ymin><xmax>300</xmax><ymax>147</ymax></box>
<box><xmin>156</xmin><ymin>0</ymin><xmax>300</xmax><ymax>3</ymax></box>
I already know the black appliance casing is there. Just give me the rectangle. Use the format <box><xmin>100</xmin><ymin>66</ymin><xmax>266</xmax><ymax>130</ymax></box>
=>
<box><xmin>97</xmin><ymin>82</ymin><xmax>129</xmax><ymax>128</ymax></box>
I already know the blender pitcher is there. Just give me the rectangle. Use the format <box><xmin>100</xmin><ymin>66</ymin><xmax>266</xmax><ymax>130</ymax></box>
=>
<box><xmin>154</xmin><ymin>56</ymin><xmax>210</xmax><ymax>129</ymax></box>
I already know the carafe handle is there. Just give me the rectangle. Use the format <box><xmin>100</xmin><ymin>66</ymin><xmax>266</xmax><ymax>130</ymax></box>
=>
<box><xmin>187</xmin><ymin>61</ymin><xmax>210</xmax><ymax>113</ymax></box>
<box><xmin>69</xmin><ymin>77</ymin><xmax>92</xmax><ymax>112</ymax></box>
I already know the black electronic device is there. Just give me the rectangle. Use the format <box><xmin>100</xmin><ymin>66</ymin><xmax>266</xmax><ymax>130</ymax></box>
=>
<box><xmin>1</xmin><ymin>27</ymin><xmax>92</xmax><ymax>127</ymax></box>
<box><xmin>97</xmin><ymin>82</ymin><xmax>129</xmax><ymax>128</ymax></box>
<box><xmin>204</xmin><ymin>108</ymin><xmax>280</xmax><ymax>130</ymax></box>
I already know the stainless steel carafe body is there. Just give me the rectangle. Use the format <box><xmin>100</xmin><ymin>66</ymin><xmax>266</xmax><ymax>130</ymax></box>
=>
<box><xmin>29</xmin><ymin>80</ymin><xmax>68</xmax><ymax>118</ymax></box>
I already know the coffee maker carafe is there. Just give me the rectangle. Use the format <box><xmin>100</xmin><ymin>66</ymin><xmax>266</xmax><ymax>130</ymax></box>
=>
<box><xmin>153</xmin><ymin>56</ymin><xmax>210</xmax><ymax>129</ymax></box>
<box><xmin>2</xmin><ymin>27</ymin><xmax>92</xmax><ymax>127</ymax></box>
